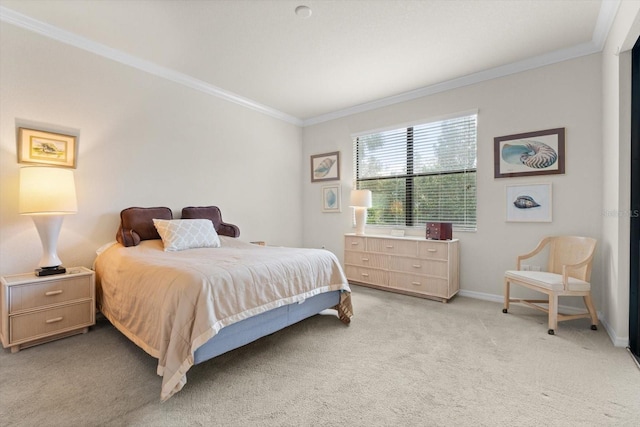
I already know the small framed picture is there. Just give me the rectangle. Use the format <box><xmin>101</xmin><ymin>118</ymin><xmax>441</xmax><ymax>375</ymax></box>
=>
<box><xmin>311</xmin><ymin>151</ymin><xmax>340</xmax><ymax>182</ymax></box>
<box><xmin>494</xmin><ymin>128</ymin><xmax>565</xmax><ymax>178</ymax></box>
<box><xmin>506</xmin><ymin>183</ymin><xmax>552</xmax><ymax>222</ymax></box>
<box><xmin>18</xmin><ymin>128</ymin><xmax>77</xmax><ymax>168</ymax></box>
<box><xmin>321</xmin><ymin>184</ymin><xmax>341</xmax><ymax>213</ymax></box>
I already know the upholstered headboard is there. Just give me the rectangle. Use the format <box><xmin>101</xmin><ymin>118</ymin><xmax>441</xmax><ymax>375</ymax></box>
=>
<box><xmin>116</xmin><ymin>206</ymin><xmax>173</xmax><ymax>247</ymax></box>
<box><xmin>115</xmin><ymin>205</ymin><xmax>240</xmax><ymax>247</ymax></box>
<box><xmin>181</xmin><ymin>206</ymin><xmax>240</xmax><ymax>238</ymax></box>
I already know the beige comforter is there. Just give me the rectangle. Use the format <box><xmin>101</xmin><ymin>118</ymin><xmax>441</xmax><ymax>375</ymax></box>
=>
<box><xmin>94</xmin><ymin>237</ymin><xmax>352</xmax><ymax>401</ymax></box>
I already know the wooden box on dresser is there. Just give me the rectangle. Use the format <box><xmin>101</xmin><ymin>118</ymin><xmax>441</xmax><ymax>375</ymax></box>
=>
<box><xmin>1</xmin><ymin>266</ymin><xmax>95</xmax><ymax>353</ymax></box>
<box><xmin>344</xmin><ymin>234</ymin><xmax>459</xmax><ymax>302</ymax></box>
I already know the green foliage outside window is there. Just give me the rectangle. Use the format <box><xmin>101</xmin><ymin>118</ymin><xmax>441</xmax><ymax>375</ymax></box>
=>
<box><xmin>353</xmin><ymin>114</ymin><xmax>477</xmax><ymax>230</ymax></box>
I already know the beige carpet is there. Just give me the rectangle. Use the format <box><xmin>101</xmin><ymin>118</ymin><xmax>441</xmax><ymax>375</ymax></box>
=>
<box><xmin>1</xmin><ymin>285</ymin><xmax>638</xmax><ymax>426</ymax></box>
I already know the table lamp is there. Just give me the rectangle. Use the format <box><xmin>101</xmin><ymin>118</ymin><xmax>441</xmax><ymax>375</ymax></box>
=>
<box><xmin>19</xmin><ymin>166</ymin><xmax>77</xmax><ymax>276</ymax></box>
<box><xmin>350</xmin><ymin>189</ymin><xmax>372</xmax><ymax>236</ymax></box>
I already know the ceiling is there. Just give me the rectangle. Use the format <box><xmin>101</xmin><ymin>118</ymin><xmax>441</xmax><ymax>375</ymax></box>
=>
<box><xmin>0</xmin><ymin>0</ymin><xmax>618</xmax><ymax>126</ymax></box>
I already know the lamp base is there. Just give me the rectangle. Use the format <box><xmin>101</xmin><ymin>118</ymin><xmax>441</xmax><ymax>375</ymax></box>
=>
<box><xmin>35</xmin><ymin>266</ymin><xmax>67</xmax><ymax>277</ymax></box>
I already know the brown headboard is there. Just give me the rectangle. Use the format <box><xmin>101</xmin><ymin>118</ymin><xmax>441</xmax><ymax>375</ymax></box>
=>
<box><xmin>181</xmin><ymin>206</ymin><xmax>240</xmax><ymax>238</ymax></box>
<box><xmin>115</xmin><ymin>205</ymin><xmax>240</xmax><ymax>247</ymax></box>
<box><xmin>116</xmin><ymin>206</ymin><xmax>173</xmax><ymax>247</ymax></box>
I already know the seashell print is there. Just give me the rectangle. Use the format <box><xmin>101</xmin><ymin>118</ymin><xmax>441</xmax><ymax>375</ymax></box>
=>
<box><xmin>502</xmin><ymin>140</ymin><xmax>558</xmax><ymax>169</ymax></box>
<box><xmin>513</xmin><ymin>195</ymin><xmax>540</xmax><ymax>209</ymax></box>
<box><xmin>314</xmin><ymin>157</ymin><xmax>336</xmax><ymax>178</ymax></box>
<box><xmin>326</xmin><ymin>189</ymin><xmax>337</xmax><ymax>207</ymax></box>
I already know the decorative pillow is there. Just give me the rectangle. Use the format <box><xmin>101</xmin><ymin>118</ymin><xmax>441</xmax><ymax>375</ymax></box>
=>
<box><xmin>116</xmin><ymin>207</ymin><xmax>173</xmax><ymax>247</ymax></box>
<box><xmin>152</xmin><ymin>219</ymin><xmax>221</xmax><ymax>251</ymax></box>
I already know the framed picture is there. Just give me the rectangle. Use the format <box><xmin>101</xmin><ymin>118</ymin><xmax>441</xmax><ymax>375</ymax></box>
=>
<box><xmin>506</xmin><ymin>183</ymin><xmax>552</xmax><ymax>222</ymax></box>
<box><xmin>494</xmin><ymin>128</ymin><xmax>565</xmax><ymax>178</ymax></box>
<box><xmin>321</xmin><ymin>184</ymin><xmax>341</xmax><ymax>212</ymax></box>
<box><xmin>311</xmin><ymin>151</ymin><xmax>340</xmax><ymax>182</ymax></box>
<box><xmin>18</xmin><ymin>128</ymin><xmax>77</xmax><ymax>168</ymax></box>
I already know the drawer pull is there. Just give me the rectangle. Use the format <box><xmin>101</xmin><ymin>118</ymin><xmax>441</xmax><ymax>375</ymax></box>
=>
<box><xmin>412</xmin><ymin>264</ymin><xmax>421</xmax><ymax>268</ymax></box>
<box><xmin>351</xmin><ymin>242</ymin><xmax>359</xmax><ymax>245</ymax></box>
<box><xmin>45</xmin><ymin>317</ymin><xmax>64</xmax><ymax>324</ymax></box>
<box><xmin>411</xmin><ymin>281</ymin><xmax>421</xmax><ymax>286</ymax></box>
<box><xmin>385</xmin><ymin>245</ymin><xmax>394</xmax><ymax>249</ymax></box>
<box><xmin>361</xmin><ymin>258</ymin><xmax>369</xmax><ymax>262</ymax></box>
<box><xmin>427</xmin><ymin>249</ymin><xmax>437</xmax><ymax>252</ymax></box>
<box><xmin>361</xmin><ymin>273</ymin><xmax>369</xmax><ymax>277</ymax></box>
<box><xmin>45</xmin><ymin>290</ymin><xmax>63</xmax><ymax>296</ymax></box>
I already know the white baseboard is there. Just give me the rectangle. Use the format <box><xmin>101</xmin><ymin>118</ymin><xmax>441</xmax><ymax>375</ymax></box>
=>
<box><xmin>598</xmin><ymin>316</ymin><xmax>630</xmax><ymax>348</ymax></box>
<box><xmin>458</xmin><ymin>289</ymin><xmax>629</xmax><ymax>348</ymax></box>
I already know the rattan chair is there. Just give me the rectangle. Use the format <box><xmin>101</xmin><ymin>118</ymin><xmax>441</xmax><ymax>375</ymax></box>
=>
<box><xmin>503</xmin><ymin>236</ymin><xmax>598</xmax><ymax>335</ymax></box>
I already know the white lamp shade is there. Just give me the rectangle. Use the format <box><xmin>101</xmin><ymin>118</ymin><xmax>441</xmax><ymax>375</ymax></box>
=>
<box><xmin>19</xmin><ymin>167</ymin><xmax>77</xmax><ymax>215</ymax></box>
<box><xmin>350</xmin><ymin>190</ymin><xmax>372</xmax><ymax>208</ymax></box>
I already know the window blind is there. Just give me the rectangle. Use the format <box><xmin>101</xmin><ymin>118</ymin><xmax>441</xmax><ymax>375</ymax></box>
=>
<box><xmin>353</xmin><ymin>113</ymin><xmax>477</xmax><ymax>230</ymax></box>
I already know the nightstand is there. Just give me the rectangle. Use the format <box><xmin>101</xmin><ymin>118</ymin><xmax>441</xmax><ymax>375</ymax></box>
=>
<box><xmin>1</xmin><ymin>266</ymin><xmax>95</xmax><ymax>353</ymax></box>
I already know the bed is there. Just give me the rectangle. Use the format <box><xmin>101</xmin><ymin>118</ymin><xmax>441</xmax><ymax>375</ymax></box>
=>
<box><xmin>94</xmin><ymin>206</ymin><xmax>352</xmax><ymax>401</ymax></box>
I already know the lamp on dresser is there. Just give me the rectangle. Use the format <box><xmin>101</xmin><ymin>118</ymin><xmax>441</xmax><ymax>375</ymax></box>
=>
<box><xmin>19</xmin><ymin>166</ymin><xmax>77</xmax><ymax>276</ymax></box>
<box><xmin>350</xmin><ymin>189</ymin><xmax>372</xmax><ymax>236</ymax></box>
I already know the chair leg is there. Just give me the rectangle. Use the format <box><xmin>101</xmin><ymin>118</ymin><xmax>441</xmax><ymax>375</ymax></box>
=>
<box><xmin>583</xmin><ymin>293</ymin><xmax>598</xmax><ymax>330</ymax></box>
<box><xmin>548</xmin><ymin>294</ymin><xmax>558</xmax><ymax>335</ymax></box>
<box><xmin>503</xmin><ymin>278</ymin><xmax>510</xmax><ymax>313</ymax></box>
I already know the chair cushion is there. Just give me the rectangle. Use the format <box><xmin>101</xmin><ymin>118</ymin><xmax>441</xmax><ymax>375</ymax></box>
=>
<box><xmin>504</xmin><ymin>270</ymin><xmax>590</xmax><ymax>292</ymax></box>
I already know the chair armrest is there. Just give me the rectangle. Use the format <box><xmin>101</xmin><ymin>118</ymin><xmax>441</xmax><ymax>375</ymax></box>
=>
<box><xmin>516</xmin><ymin>237</ymin><xmax>552</xmax><ymax>270</ymax></box>
<box><xmin>561</xmin><ymin>255</ymin><xmax>595</xmax><ymax>289</ymax></box>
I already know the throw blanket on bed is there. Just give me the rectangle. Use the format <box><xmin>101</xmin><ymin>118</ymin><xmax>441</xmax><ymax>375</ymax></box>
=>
<box><xmin>94</xmin><ymin>237</ymin><xmax>352</xmax><ymax>401</ymax></box>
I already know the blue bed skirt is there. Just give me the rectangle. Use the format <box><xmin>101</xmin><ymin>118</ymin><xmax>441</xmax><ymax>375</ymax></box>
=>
<box><xmin>193</xmin><ymin>291</ymin><xmax>341</xmax><ymax>364</ymax></box>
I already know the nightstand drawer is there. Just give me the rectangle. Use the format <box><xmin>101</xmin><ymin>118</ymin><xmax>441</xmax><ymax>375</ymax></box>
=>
<box><xmin>10</xmin><ymin>300</ymin><xmax>93</xmax><ymax>343</ymax></box>
<box><xmin>9</xmin><ymin>276</ymin><xmax>92</xmax><ymax>313</ymax></box>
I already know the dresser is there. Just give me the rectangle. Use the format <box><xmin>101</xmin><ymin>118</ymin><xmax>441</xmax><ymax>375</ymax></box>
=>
<box><xmin>1</xmin><ymin>267</ymin><xmax>95</xmax><ymax>353</ymax></box>
<box><xmin>344</xmin><ymin>234</ymin><xmax>459</xmax><ymax>302</ymax></box>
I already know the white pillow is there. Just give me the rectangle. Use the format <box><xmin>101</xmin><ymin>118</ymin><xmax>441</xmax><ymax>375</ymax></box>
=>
<box><xmin>152</xmin><ymin>219</ymin><xmax>221</xmax><ymax>252</ymax></box>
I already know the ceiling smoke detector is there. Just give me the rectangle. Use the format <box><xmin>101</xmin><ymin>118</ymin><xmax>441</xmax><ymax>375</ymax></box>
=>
<box><xmin>295</xmin><ymin>5</ymin><xmax>312</xmax><ymax>18</ymax></box>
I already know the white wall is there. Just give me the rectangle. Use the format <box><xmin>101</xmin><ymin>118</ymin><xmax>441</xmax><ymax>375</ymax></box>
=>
<box><xmin>0</xmin><ymin>24</ymin><xmax>303</xmax><ymax>276</ymax></box>
<box><xmin>302</xmin><ymin>54</ymin><xmax>604</xmax><ymax>313</ymax></box>
<box><xmin>3</xmin><ymin>5</ymin><xmax>637</xmax><ymax>347</ymax></box>
<box><xmin>601</xmin><ymin>1</ymin><xmax>640</xmax><ymax>346</ymax></box>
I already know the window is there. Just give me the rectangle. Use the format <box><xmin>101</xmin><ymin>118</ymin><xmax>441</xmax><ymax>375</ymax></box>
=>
<box><xmin>353</xmin><ymin>112</ymin><xmax>477</xmax><ymax>231</ymax></box>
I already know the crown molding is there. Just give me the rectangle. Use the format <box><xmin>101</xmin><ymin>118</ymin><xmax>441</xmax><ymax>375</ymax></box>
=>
<box><xmin>302</xmin><ymin>40</ymin><xmax>601</xmax><ymax>127</ymax></box>
<box><xmin>0</xmin><ymin>6</ymin><xmax>303</xmax><ymax>127</ymax></box>
<box><xmin>592</xmin><ymin>0</ymin><xmax>621</xmax><ymax>51</ymax></box>
<box><xmin>302</xmin><ymin>0</ymin><xmax>621</xmax><ymax>127</ymax></box>
<box><xmin>1</xmin><ymin>1</ymin><xmax>621</xmax><ymax>129</ymax></box>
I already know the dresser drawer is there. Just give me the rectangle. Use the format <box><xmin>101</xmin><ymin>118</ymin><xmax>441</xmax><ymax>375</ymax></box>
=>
<box><xmin>8</xmin><ymin>275</ymin><xmax>92</xmax><ymax>313</ymax></box>
<box><xmin>417</xmin><ymin>241</ymin><xmax>449</xmax><ymax>261</ymax></box>
<box><xmin>367</xmin><ymin>238</ymin><xmax>416</xmax><ymax>256</ymax></box>
<box><xmin>389</xmin><ymin>256</ymin><xmax>448</xmax><ymax>278</ymax></box>
<box><xmin>389</xmin><ymin>272</ymin><xmax>449</xmax><ymax>298</ymax></box>
<box><xmin>344</xmin><ymin>251</ymin><xmax>389</xmax><ymax>269</ymax></box>
<box><xmin>10</xmin><ymin>300</ymin><xmax>93</xmax><ymax>343</ymax></box>
<box><xmin>345</xmin><ymin>265</ymin><xmax>388</xmax><ymax>286</ymax></box>
<box><xmin>345</xmin><ymin>236</ymin><xmax>366</xmax><ymax>251</ymax></box>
